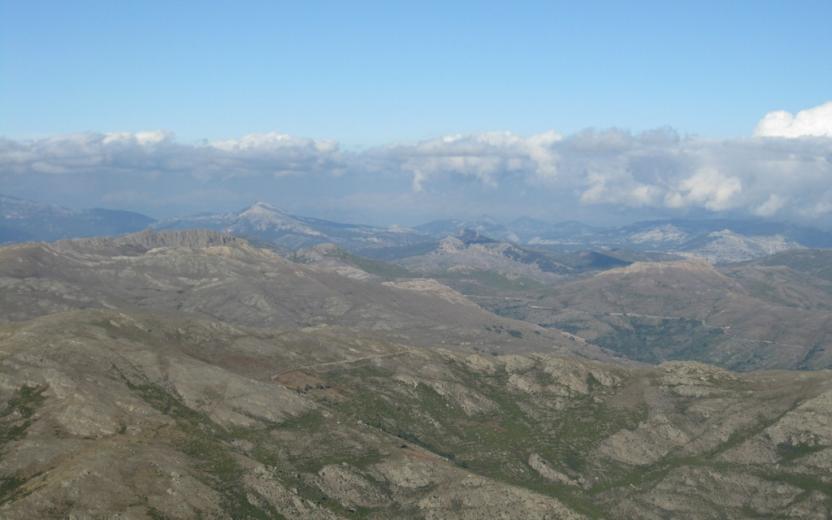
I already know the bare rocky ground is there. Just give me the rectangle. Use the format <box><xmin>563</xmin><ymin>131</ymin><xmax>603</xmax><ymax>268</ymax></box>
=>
<box><xmin>0</xmin><ymin>310</ymin><xmax>830</xmax><ymax>518</ymax></box>
<box><xmin>0</xmin><ymin>230</ymin><xmax>613</xmax><ymax>361</ymax></box>
<box><xmin>0</xmin><ymin>232</ymin><xmax>830</xmax><ymax>518</ymax></box>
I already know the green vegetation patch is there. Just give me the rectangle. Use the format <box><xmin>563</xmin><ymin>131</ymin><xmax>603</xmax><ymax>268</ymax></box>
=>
<box><xmin>776</xmin><ymin>442</ymin><xmax>828</xmax><ymax>463</ymax></box>
<box><xmin>760</xmin><ymin>471</ymin><xmax>832</xmax><ymax>498</ymax></box>
<box><xmin>0</xmin><ymin>475</ymin><xmax>28</xmax><ymax>506</ymax></box>
<box><xmin>0</xmin><ymin>385</ymin><xmax>47</xmax><ymax>505</ymax></box>
<box><xmin>0</xmin><ymin>384</ymin><xmax>47</xmax><ymax>446</ymax></box>
<box><xmin>596</xmin><ymin>317</ymin><xmax>723</xmax><ymax>364</ymax></box>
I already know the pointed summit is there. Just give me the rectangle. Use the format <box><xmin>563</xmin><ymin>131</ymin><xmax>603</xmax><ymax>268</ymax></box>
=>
<box><xmin>249</xmin><ymin>201</ymin><xmax>280</xmax><ymax>211</ymax></box>
<box><xmin>239</xmin><ymin>201</ymin><xmax>287</xmax><ymax>218</ymax></box>
<box><xmin>155</xmin><ymin>203</ymin><xmax>431</xmax><ymax>251</ymax></box>
<box><xmin>234</xmin><ymin>202</ymin><xmax>323</xmax><ymax>235</ymax></box>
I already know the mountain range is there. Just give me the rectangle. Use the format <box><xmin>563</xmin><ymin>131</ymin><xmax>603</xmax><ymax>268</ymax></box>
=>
<box><xmin>5</xmin><ymin>193</ymin><xmax>832</xmax><ymax>265</ymax></box>
<box><xmin>154</xmin><ymin>202</ymin><xmax>433</xmax><ymax>255</ymax></box>
<box><xmin>0</xmin><ymin>229</ymin><xmax>604</xmax><ymax>359</ymax></box>
<box><xmin>0</xmin><ymin>230</ymin><xmax>831</xmax><ymax>518</ymax></box>
<box><xmin>0</xmin><ymin>194</ymin><xmax>155</xmax><ymax>243</ymax></box>
<box><xmin>417</xmin><ymin>216</ymin><xmax>832</xmax><ymax>264</ymax></box>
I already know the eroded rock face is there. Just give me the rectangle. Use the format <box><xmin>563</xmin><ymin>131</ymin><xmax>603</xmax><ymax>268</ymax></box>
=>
<box><xmin>528</xmin><ymin>453</ymin><xmax>580</xmax><ymax>487</ymax></box>
<box><xmin>166</xmin><ymin>356</ymin><xmax>314</xmax><ymax>427</ymax></box>
<box><xmin>598</xmin><ymin>414</ymin><xmax>691</xmax><ymax>466</ymax></box>
<box><xmin>382</xmin><ymin>278</ymin><xmax>478</xmax><ymax>307</ymax></box>
<box><xmin>615</xmin><ymin>466</ymin><xmax>819</xmax><ymax>520</ymax></box>
<box><xmin>0</xmin><ymin>444</ymin><xmax>226</xmax><ymax>520</ymax></box>
<box><xmin>243</xmin><ymin>463</ymin><xmax>341</xmax><ymax>520</ymax></box>
<box><xmin>417</xmin><ymin>474</ymin><xmax>586</xmax><ymax>520</ymax></box>
<box><xmin>315</xmin><ymin>464</ymin><xmax>390</xmax><ymax>509</ymax></box>
<box><xmin>373</xmin><ymin>458</ymin><xmax>438</xmax><ymax>490</ymax></box>
<box><xmin>765</xmin><ymin>390</ymin><xmax>832</xmax><ymax>447</ymax></box>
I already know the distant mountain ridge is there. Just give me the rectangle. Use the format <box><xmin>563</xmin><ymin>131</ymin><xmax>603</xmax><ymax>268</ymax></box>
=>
<box><xmin>3</xmin><ymin>193</ymin><xmax>830</xmax><ymax>264</ymax></box>
<box><xmin>155</xmin><ymin>201</ymin><xmax>433</xmax><ymax>254</ymax></box>
<box><xmin>417</xmin><ymin>215</ymin><xmax>832</xmax><ymax>263</ymax></box>
<box><xmin>391</xmin><ymin>227</ymin><xmax>635</xmax><ymax>298</ymax></box>
<box><xmin>0</xmin><ymin>228</ymin><xmax>610</xmax><ymax>359</ymax></box>
<box><xmin>496</xmin><ymin>256</ymin><xmax>832</xmax><ymax>370</ymax></box>
<box><xmin>0</xmin><ymin>194</ymin><xmax>155</xmax><ymax>243</ymax></box>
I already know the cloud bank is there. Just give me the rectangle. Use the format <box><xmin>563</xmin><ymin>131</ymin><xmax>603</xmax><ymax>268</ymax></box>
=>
<box><xmin>0</xmin><ymin>131</ymin><xmax>343</xmax><ymax>179</ymax></box>
<box><xmin>2</xmin><ymin>103</ymin><xmax>832</xmax><ymax>225</ymax></box>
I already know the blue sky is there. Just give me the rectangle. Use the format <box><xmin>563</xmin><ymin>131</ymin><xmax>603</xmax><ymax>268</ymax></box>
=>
<box><xmin>1</xmin><ymin>1</ymin><xmax>832</xmax><ymax>226</ymax></box>
<box><xmin>2</xmin><ymin>0</ymin><xmax>831</xmax><ymax>146</ymax></box>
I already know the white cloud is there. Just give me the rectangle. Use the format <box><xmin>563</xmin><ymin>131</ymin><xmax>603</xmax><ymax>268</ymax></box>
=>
<box><xmin>211</xmin><ymin>132</ymin><xmax>337</xmax><ymax>153</ymax></box>
<box><xmin>669</xmin><ymin>168</ymin><xmax>742</xmax><ymax>211</ymax></box>
<box><xmin>754</xmin><ymin>194</ymin><xmax>785</xmax><ymax>217</ymax></box>
<box><xmin>754</xmin><ymin>101</ymin><xmax>832</xmax><ymax>138</ymax></box>
<box><xmin>2</xmin><ymin>127</ymin><xmax>832</xmax><ymax>225</ymax></box>
<box><xmin>0</xmin><ymin>131</ymin><xmax>344</xmax><ymax>180</ymax></box>
<box><xmin>102</xmin><ymin>130</ymin><xmax>172</xmax><ymax>145</ymax></box>
<box><xmin>379</xmin><ymin>131</ymin><xmax>562</xmax><ymax>191</ymax></box>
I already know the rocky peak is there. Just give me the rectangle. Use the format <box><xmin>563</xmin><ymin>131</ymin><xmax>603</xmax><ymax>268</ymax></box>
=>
<box><xmin>238</xmin><ymin>201</ymin><xmax>290</xmax><ymax>221</ymax></box>
<box><xmin>455</xmin><ymin>227</ymin><xmax>497</xmax><ymax>246</ymax></box>
<box><xmin>55</xmin><ymin>229</ymin><xmax>244</xmax><ymax>255</ymax></box>
<box><xmin>235</xmin><ymin>202</ymin><xmax>323</xmax><ymax>236</ymax></box>
<box><xmin>629</xmin><ymin>224</ymin><xmax>688</xmax><ymax>244</ymax></box>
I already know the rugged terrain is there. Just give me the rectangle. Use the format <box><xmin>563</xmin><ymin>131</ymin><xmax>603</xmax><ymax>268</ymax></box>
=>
<box><xmin>388</xmin><ymin>229</ymin><xmax>636</xmax><ymax>297</ymax></box>
<box><xmin>415</xmin><ymin>216</ymin><xmax>832</xmax><ymax>264</ymax></box>
<box><xmin>0</xmin><ymin>310</ymin><xmax>831</xmax><ymax>519</ymax></box>
<box><xmin>485</xmin><ymin>258</ymin><xmax>832</xmax><ymax>371</ymax></box>
<box><xmin>0</xmin><ymin>230</ymin><xmax>618</xmax><ymax>362</ymax></box>
<box><xmin>4</xmin><ymin>193</ymin><xmax>830</xmax><ymax>265</ymax></box>
<box><xmin>155</xmin><ymin>202</ymin><xmax>432</xmax><ymax>255</ymax></box>
<box><xmin>1</xmin><ymin>231</ymin><xmax>831</xmax><ymax>518</ymax></box>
